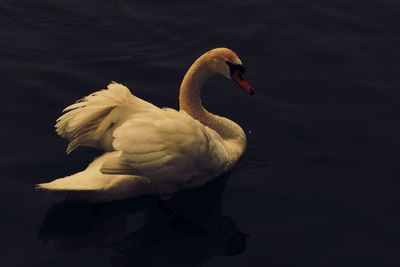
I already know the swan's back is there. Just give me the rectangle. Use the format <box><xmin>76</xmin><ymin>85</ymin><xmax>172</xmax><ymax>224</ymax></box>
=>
<box><xmin>100</xmin><ymin>107</ymin><xmax>230</xmax><ymax>186</ymax></box>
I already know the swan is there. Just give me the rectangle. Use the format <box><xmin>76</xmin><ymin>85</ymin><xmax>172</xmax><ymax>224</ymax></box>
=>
<box><xmin>36</xmin><ymin>48</ymin><xmax>254</xmax><ymax>203</ymax></box>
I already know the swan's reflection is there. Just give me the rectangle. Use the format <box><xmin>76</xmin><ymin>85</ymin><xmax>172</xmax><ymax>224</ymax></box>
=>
<box><xmin>39</xmin><ymin>172</ymin><xmax>249</xmax><ymax>266</ymax></box>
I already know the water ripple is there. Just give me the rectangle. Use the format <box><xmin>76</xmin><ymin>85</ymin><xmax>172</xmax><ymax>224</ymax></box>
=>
<box><xmin>237</xmin><ymin>140</ymin><xmax>278</xmax><ymax>173</ymax></box>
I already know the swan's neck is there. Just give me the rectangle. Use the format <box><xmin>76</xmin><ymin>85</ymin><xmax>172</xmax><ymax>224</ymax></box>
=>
<box><xmin>179</xmin><ymin>55</ymin><xmax>246</xmax><ymax>159</ymax></box>
<box><xmin>179</xmin><ymin>57</ymin><xmax>212</xmax><ymax>119</ymax></box>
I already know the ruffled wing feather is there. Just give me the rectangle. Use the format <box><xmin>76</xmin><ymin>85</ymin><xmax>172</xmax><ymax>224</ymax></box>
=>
<box><xmin>55</xmin><ymin>82</ymin><xmax>136</xmax><ymax>153</ymax></box>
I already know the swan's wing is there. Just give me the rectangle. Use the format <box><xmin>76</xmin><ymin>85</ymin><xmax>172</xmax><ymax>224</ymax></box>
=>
<box><xmin>55</xmin><ymin>82</ymin><xmax>155</xmax><ymax>154</ymax></box>
<box><xmin>100</xmin><ymin>109</ymin><xmax>229</xmax><ymax>183</ymax></box>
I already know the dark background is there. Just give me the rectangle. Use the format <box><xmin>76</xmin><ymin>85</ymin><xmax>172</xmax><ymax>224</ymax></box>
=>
<box><xmin>1</xmin><ymin>0</ymin><xmax>400</xmax><ymax>266</ymax></box>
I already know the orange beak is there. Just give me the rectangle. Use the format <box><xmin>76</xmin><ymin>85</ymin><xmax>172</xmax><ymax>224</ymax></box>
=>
<box><xmin>231</xmin><ymin>71</ymin><xmax>254</xmax><ymax>95</ymax></box>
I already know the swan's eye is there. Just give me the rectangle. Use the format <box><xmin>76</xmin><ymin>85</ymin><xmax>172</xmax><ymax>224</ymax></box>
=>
<box><xmin>226</xmin><ymin>61</ymin><xmax>246</xmax><ymax>75</ymax></box>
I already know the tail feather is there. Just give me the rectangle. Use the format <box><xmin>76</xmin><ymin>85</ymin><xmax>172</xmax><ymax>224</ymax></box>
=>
<box><xmin>55</xmin><ymin>82</ymin><xmax>134</xmax><ymax>154</ymax></box>
<box><xmin>36</xmin><ymin>151</ymin><xmax>155</xmax><ymax>203</ymax></box>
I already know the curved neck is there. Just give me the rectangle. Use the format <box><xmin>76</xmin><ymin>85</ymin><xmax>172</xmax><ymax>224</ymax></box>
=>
<box><xmin>179</xmin><ymin>55</ymin><xmax>212</xmax><ymax>120</ymax></box>
<box><xmin>178</xmin><ymin>55</ymin><xmax>247</xmax><ymax>158</ymax></box>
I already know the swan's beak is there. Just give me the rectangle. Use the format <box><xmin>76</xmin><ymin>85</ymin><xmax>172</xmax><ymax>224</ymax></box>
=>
<box><xmin>231</xmin><ymin>71</ymin><xmax>255</xmax><ymax>96</ymax></box>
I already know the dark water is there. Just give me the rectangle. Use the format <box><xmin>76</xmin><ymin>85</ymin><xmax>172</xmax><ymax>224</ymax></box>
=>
<box><xmin>1</xmin><ymin>0</ymin><xmax>400</xmax><ymax>266</ymax></box>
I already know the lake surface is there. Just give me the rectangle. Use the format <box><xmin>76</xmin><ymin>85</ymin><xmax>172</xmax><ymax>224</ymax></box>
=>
<box><xmin>1</xmin><ymin>0</ymin><xmax>400</xmax><ymax>266</ymax></box>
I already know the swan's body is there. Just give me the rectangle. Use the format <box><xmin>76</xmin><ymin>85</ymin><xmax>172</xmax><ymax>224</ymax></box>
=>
<box><xmin>37</xmin><ymin>48</ymin><xmax>254</xmax><ymax>203</ymax></box>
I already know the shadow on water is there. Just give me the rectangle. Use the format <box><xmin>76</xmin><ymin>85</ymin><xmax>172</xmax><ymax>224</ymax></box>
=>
<box><xmin>38</xmin><ymin>172</ymin><xmax>249</xmax><ymax>267</ymax></box>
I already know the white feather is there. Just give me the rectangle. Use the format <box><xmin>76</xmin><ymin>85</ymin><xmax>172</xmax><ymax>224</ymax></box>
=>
<box><xmin>100</xmin><ymin>108</ymin><xmax>229</xmax><ymax>185</ymax></box>
<box><xmin>36</xmin><ymin>151</ymin><xmax>160</xmax><ymax>203</ymax></box>
<box><xmin>37</xmin><ymin>48</ymin><xmax>249</xmax><ymax>203</ymax></box>
<box><xmin>55</xmin><ymin>82</ymin><xmax>153</xmax><ymax>154</ymax></box>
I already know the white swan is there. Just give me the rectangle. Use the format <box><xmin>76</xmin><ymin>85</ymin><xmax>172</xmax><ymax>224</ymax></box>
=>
<box><xmin>37</xmin><ymin>48</ymin><xmax>254</xmax><ymax>203</ymax></box>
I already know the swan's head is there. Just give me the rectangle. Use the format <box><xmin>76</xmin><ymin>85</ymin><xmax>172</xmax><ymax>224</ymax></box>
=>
<box><xmin>205</xmin><ymin>47</ymin><xmax>254</xmax><ymax>95</ymax></box>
